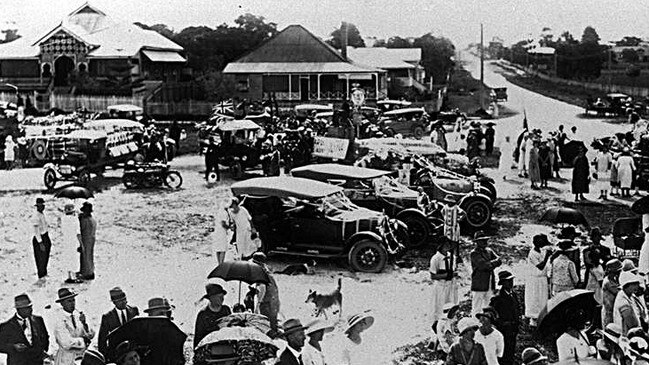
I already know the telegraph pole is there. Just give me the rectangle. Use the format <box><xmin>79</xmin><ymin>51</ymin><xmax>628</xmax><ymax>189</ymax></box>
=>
<box><xmin>480</xmin><ymin>23</ymin><xmax>484</xmax><ymax>109</ymax></box>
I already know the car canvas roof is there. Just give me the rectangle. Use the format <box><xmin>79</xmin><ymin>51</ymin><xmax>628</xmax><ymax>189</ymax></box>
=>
<box><xmin>231</xmin><ymin>176</ymin><xmax>343</xmax><ymax>200</ymax></box>
<box><xmin>217</xmin><ymin>119</ymin><xmax>261</xmax><ymax>131</ymax></box>
<box><xmin>607</xmin><ymin>93</ymin><xmax>630</xmax><ymax>99</ymax></box>
<box><xmin>383</xmin><ymin>107</ymin><xmax>426</xmax><ymax>116</ymax></box>
<box><xmin>291</xmin><ymin>164</ymin><xmax>390</xmax><ymax>181</ymax></box>
<box><xmin>377</xmin><ymin>100</ymin><xmax>412</xmax><ymax>106</ymax></box>
<box><xmin>107</xmin><ymin>104</ymin><xmax>143</xmax><ymax>113</ymax></box>
<box><xmin>295</xmin><ymin>104</ymin><xmax>333</xmax><ymax>111</ymax></box>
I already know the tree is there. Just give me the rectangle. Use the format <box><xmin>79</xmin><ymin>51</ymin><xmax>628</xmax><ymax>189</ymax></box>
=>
<box><xmin>581</xmin><ymin>26</ymin><xmax>600</xmax><ymax>45</ymax></box>
<box><xmin>326</xmin><ymin>22</ymin><xmax>365</xmax><ymax>49</ymax></box>
<box><xmin>616</xmin><ymin>36</ymin><xmax>643</xmax><ymax>47</ymax></box>
<box><xmin>621</xmin><ymin>48</ymin><xmax>640</xmax><ymax>63</ymax></box>
<box><xmin>412</xmin><ymin>34</ymin><xmax>455</xmax><ymax>85</ymax></box>
<box><xmin>386</xmin><ymin>36</ymin><xmax>411</xmax><ymax>48</ymax></box>
<box><xmin>373</xmin><ymin>39</ymin><xmax>387</xmax><ymax>47</ymax></box>
<box><xmin>540</xmin><ymin>27</ymin><xmax>554</xmax><ymax>47</ymax></box>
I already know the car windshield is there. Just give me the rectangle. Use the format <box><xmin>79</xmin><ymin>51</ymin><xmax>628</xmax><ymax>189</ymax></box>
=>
<box><xmin>320</xmin><ymin>192</ymin><xmax>357</xmax><ymax>215</ymax></box>
<box><xmin>372</xmin><ymin>175</ymin><xmax>412</xmax><ymax>194</ymax></box>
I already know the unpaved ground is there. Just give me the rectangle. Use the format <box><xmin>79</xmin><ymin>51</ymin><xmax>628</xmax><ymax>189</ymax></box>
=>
<box><xmin>0</xmin><ymin>154</ymin><xmax>638</xmax><ymax>365</ymax></box>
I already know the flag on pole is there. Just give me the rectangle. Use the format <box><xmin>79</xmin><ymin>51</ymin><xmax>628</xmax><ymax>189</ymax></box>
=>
<box><xmin>523</xmin><ymin>109</ymin><xmax>529</xmax><ymax>131</ymax></box>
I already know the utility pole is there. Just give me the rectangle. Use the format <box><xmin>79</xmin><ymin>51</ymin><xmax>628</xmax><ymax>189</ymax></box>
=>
<box><xmin>607</xmin><ymin>49</ymin><xmax>612</xmax><ymax>91</ymax></box>
<box><xmin>480</xmin><ymin>23</ymin><xmax>484</xmax><ymax>109</ymax></box>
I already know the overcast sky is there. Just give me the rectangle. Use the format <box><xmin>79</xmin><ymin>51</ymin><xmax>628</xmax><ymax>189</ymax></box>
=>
<box><xmin>2</xmin><ymin>0</ymin><xmax>648</xmax><ymax>48</ymax></box>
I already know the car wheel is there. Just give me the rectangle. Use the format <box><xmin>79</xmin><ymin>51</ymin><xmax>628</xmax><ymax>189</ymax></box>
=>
<box><xmin>413</xmin><ymin>126</ymin><xmax>425</xmax><ymax>139</ymax></box>
<box><xmin>44</xmin><ymin>169</ymin><xmax>57</xmax><ymax>190</ymax></box>
<box><xmin>385</xmin><ymin>128</ymin><xmax>395</xmax><ymax>137</ymax></box>
<box><xmin>480</xmin><ymin>181</ymin><xmax>497</xmax><ymax>201</ymax></box>
<box><xmin>348</xmin><ymin>239</ymin><xmax>388</xmax><ymax>273</ymax></box>
<box><xmin>164</xmin><ymin>171</ymin><xmax>183</xmax><ymax>189</ymax></box>
<box><xmin>122</xmin><ymin>174</ymin><xmax>137</xmax><ymax>189</ymax></box>
<box><xmin>460</xmin><ymin>198</ymin><xmax>492</xmax><ymax>229</ymax></box>
<box><xmin>400</xmin><ymin>214</ymin><xmax>430</xmax><ymax>248</ymax></box>
<box><xmin>230</xmin><ymin>161</ymin><xmax>243</xmax><ymax>180</ymax></box>
<box><xmin>78</xmin><ymin>170</ymin><xmax>91</xmax><ymax>186</ymax></box>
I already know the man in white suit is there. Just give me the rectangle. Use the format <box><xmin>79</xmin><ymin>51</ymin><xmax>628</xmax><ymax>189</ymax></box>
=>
<box><xmin>53</xmin><ymin>288</ymin><xmax>94</xmax><ymax>365</ymax></box>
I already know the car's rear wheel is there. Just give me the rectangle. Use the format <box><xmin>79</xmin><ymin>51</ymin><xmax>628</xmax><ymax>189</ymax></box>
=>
<box><xmin>413</xmin><ymin>126</ymin><xmax>425</xmax><ymax>139</ymax></box>
<box><xmin>400</xmin><ymin>214</ymin><xmax>430</xmax><ymax>248</ymax></box>
<box><xmin>348</xmin><ymin>239</ymin><xmax>387</xmax><ymax>273</ymax></box>
<box><xmin>460</xmin><ymin>198</ymin><xmax>492</xmax><ymax>229</ymax></box>
<box><xmin>44</xmin><ymin>169</ymin><xmax>57</xmax><ymax>190</ymax></box>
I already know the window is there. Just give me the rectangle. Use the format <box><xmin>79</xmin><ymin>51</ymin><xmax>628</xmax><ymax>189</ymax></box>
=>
<box><xmin>0</xmin><ymin>60</ymin><xmax>40</xmax><ymax>77</ymax></box>
<box><xmin>235</xmin><ymin>75</ymin><xmax>249</xmax><ymax>92</ymax></box>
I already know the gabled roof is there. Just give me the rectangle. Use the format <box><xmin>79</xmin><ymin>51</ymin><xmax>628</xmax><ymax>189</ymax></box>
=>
<box><xmin>224</xmin><ymin>25</ymin><xmax>381</xmax><ymax>74</ymax></box>
<box><xmin>0</xmin><ymin>2</ymin><xmax>183</xmax><ymax>59</ymax></box>
<box><xmin>346</xmin><ymin>47</ymin><xmax>422</xmax><ymax>69</ymax></box>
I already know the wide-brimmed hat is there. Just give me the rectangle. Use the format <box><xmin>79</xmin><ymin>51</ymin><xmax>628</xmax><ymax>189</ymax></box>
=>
<box><xmin>442</xmin><ymin>194</ymin><xmax>457</xmax><ymax>205</ymax></box>
<box><xmin>81</xmin><ymin>348</ymin><xmax>106</xmax><ymax>365</ymax></box>
<box><xmin>557</xmin><ymin>226</ymin><xmax>580</xmax><ymax>239</ymax></box>
<box><xmin>305</xmin><ymin>319</ymin><xmax>335</xmax><ymax>336</ymax></box>
<box><xmin>476</xmin><ymin>309</ymin><xmax>497</xmax><ymax>322</ymax></box>
<box><xmin>473</xmin><ymin>230</ymin><xmax>491</xmax><ymax>242</ymax></box>
<box><xmin>251</xmin><ymin>252</ymin><xmax>267</xmax><ymax>265</ymax></box>
<box><xmin>80</xmin><ymin>201</ymin><xmax>93</xmax><ymax>213</ymax></box>
<box><xmin>619</xmin><ymin>271</ymin><xmax>641</xmax><ymax>288</ymax></box>
<box><xmin>442</xmin><ymin>303</ymin><xmax>459</xmax><ymax>315</ymax></box>
<box><xmin>344</xmin><ymin>311</ymin><xmax>375</xmax><ymax>334</ymax></box>
<box><xmin>457</xmin><ymin>317</ymin><xmax>480</xmax><ymax>335</ymax></box>
<box><xmin>599</xmin><ymin>323</ymin><xmax>623</xmax><ymax>344</ymax></box>
<box><xmin>558</xmin><ymin>239</ymin><xmax>577</xmax><ymax>251</ymax></box>
<box><xmin>498</xmin><ymin>270</ymin><xmax>515</xmax><ymax>285</ymax></box>
<box><xmin>606</xmin><ymin>259</ymin><xmax>623</xmax><ymax>273</ymax></box>
<box><xmin>532</xmin><ymin>234</ymin><xmax>551</xmax><ymax>248</ymax></box>
<box><xmin>55</xmin><ymin>288</ymin><xmax>78</xmax><ymax>303</ymax></box>
<box><xmin>521</xmin><ymin>348</ymin><xmax>548</xmax><ymax>365</ymax></box>
<box><xmin>282</xmin><ymin>318</ymin><xmax>308</xmax><ymax>336</ymax></box>
<box><xmin>109</xmin><ymin>287</ymin><xmax>127</xmax><ymax>302</ymax></box>
<box><xmin>64</xmin><ymin>203</ymin><xmax>75</xmax><ymax>214</ymax></box>
<box><xmin>14</xmin><ymin>293</ymin><xmax>32</xmax><ymax>309</ymax></box>
<box><xmin>202</xmin><ymin>283</ymin><xmax>227</xmax><ymax>299</ymax></box>
<box><xmin>143</xmin><ymin>297</ymin><xmax>171</xmax><ymax>313</ymax></box>
<box><xmin>34</xmin><ymin>197</ymin><xmax>45</xmax><ymax>206</ymax></box>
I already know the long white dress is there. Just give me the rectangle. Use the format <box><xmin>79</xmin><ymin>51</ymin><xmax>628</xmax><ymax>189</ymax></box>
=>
<box><xmin>616</xmin><ymin>155</ymin><xmax>635</xmax><ymax>189</ymax></box>
<box><xmin>4</xmin><ymin>138</ymin><xmax>15</xmax><ymax>162</ymax></box>
<box><xmin>525</xmin><ymin>248</ymin><xmax>549</xmax><ymax>319</ymax></box>
<box><xmin>429</xmin><ymin>251</ymin><xmax>458</xmax><ymax>324</ymax></box>
<box><xmin>213</xmin><ymin>207</ymin><xmax>232</xmax><ymax>253</ymax></box>
<box><xmin>498</xmin><ymin>139</ymin><xmax>514</xmax><ymax>174</ymax></box>
<box><xmin>230</xmin><ymin>206</ymin><xmax>257</xmax><ymax>258</ymax></box>
<box><xmin>594</xmin><ymin>151</ymin><xmax>612</xmax><ymax>192</ymax></box>
<box><xmin>60</xmin><ymin>214</ymin><xmax>80</xmax><ymax>273</ymax></box>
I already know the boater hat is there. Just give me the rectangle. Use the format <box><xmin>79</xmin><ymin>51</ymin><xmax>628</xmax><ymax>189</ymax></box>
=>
<box><xmin>457</xmin><ymin>317</ymin><xmax>480</xmax><ymax>335</ymax></box>
<box><xmin>109</xmin><ymin>287</ymin><xmax>127</xmax><ymax>302</ymax></box>
<box><xmin>344</xmin><ymin>311</ymin><xmax>375</xmax><ymax>334</ymax></box>
<box><xmin>605</xmin><ymin>259</ymin><xmax>623</xmax><ymax>273</ymax></box>
<box><xmin>521</xmin><ymin>348</ymin><xmax>548</xmax><ymax>365</ymax></box>
<box><xmin>498</xmin><ymin>270</ymin><xmax>515</xmax><ymax>285</ymax></box>
<box><xmin>282</xmin><ymin>318</ymin><xmax>308</xmax><ymax>335</ymax></box>
<box><xmin>305</xmin><ymin>319</ymin><xmax>335</xmax><ymax>336</ymax></box>
<box><xmin>14</xmin><ymin>293</ymin><xmax>32</xmax><ymax>309</ymax></box>
<box><xmin>55</xmin><ymin>288</ymin><xmax>78</xmax><ymax>303</ymax></box>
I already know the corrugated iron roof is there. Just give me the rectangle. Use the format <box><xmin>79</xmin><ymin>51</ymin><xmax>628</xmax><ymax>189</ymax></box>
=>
<box><xmin>223</xmin><ymin>62</ymin><xmax>381</xmax><ymax>74</ymax></box>
<box><xmin>346</xmin><ymin>47</ymin><xmax>421</xmax><ymax>69</ymax></box>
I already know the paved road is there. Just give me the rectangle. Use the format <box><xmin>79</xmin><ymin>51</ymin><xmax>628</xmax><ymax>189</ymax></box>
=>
<box><xmin>465</xmin><ymin>57</ymin><xmax>628</xmax><ymax>157</ymax></box>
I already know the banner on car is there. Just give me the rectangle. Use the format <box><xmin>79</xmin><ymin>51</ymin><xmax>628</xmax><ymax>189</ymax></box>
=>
<box><xmin>313</xmin><ymin>136</ymin><xmax>350</xmax><ymax>160</ymax></box>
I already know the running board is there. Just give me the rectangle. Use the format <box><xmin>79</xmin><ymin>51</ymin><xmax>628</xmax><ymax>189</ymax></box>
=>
<box><xmin>267</xmin><ymin>250</ymin><xmax>341</xmax><ymax>259</ymax></box>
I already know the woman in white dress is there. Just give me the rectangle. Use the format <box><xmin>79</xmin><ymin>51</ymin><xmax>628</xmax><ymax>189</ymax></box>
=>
<box><xmin>594</xmin><ymin>148</ymin><xmax>612</xmax><ymax>200</ymax></box>
<box><xmin>616</xmin><ymin>148</ymin><xmax>636</xmax><ymax>197</ymax></box>
<box><xmin>498</xmin><ymin>136</ymin><xmax>514</xmax><ymax>180</ymax></box>
<box><xmin>4</xmin><ymin>135</ymin><xmax>16</xmax><ymax>170</ymax></box>
<box><xmin>213</xmin><ymin>201</ymin><xmax>233</xmax><ymax>265</ymax></box>
<box><xmin>228</xmin><ymin>197</ymin><xmax>258</xmax><ymax>260</ymax></box>
<box><xmin>59</xmin><ymin>203</ymin><xmax>80</xmax><ymax>280</ymax></box>
<box><xmin>525</xmin><ymin>234</ymin><xmax>552</xmax><ymax>327</ymax></box>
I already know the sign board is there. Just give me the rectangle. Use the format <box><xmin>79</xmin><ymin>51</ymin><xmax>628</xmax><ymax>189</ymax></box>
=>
<box><xmin>351</xmin><ymin>88</ymin><xmax>366</xmax><ymax>106</ymax></box>
<box><xmin>357</xmin><ymin>138</ymin><xmax>445</xmax><ymax>156</ymax></box>
<box><xmin>313</xmin><ymin>136</ymin><xmax>350</xmax><ymax>160</ymax></box>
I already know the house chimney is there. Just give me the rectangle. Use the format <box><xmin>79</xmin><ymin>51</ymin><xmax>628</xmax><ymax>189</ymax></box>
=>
<box><xmin>341</xmin><ymin>22</ymin><xmax>348</xmax><ymax>60</ymax></box>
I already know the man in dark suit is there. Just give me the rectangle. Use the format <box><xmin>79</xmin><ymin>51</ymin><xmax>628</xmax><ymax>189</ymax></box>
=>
<box><xmin>0</xmin><ymin>293</ymin><xmax>50</xmax><ymax>365</ymax></box>
<box><xmin>490</xmin><ymin>271</ymin><xmax>520</xmax><ymax>365</ymax></box>
<box><xmin>276</xmin><ymin>318</ymin><xmax>307</xmax><ymax>365</ymax></box>
<box><xmin>97</xmin><ymin>287</ymin><xmax>139</xmax><ymax>358</ymax></box>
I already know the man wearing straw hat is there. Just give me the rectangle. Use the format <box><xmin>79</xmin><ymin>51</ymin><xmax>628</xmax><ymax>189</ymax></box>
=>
<box><xmin>302</xmin><ymin>319</ymin><xmax>334</xmax><ymax>365</ymax></box>
<box><xmin>0</xmin><ymin>293</ymin><xmax>50</xmax><ymax>365</ymax></box>
<box><xmin>53</xmin><ymin>288</ymin><xmax>95</xmax><ymax>365</ymax></box>
<box><xmin>97</xmin><ymin>287</ymin><xmax>139</xmax><ymax>357</ymax></box>
<box><xmin>276</xmin><ymin>319</ymin><xmax>308</xmax><ymax>365</ymax></box>
<box><xmin>470</xmin><ymin>231</ymin><xmax>501</xmax><ymax>317</ymax></box>
<box><xmin>490</xmin><ymin>271</ymin><xmax>519</xmax><ymax>365</ymax></box>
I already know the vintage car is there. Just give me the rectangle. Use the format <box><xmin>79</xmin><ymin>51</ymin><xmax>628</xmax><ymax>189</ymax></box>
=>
<box><xmin>584</xmin><ymin>93</ymin><xmax>643</xmax><ymax>117</ymax></box>
<box><xmin>490</xmin><ymin>87</ymin><xmax>508</xmax><ymax>102</ymax></box>
<box><xmin>376</xmin><ymin>99</ymin><xmax>412</xmax><ymax>112</ymax></box>
<box><xmin>295</xmin><ymin>104</ymin><xmax>334</xmax><ymax>118</ymax></box>
<box><xmin>200</xmin><ymin>119</ymin><xmax>263</xmax><ymax>179</ymax></box>
<box><xmin>291</xmin><ymin>164</ymin><xmax>443</xmax><ymax>248</ymax></box>
<box><xmin>378</xmin><ymin>107</ymin><xmax>430</xmax><ymax>139</ymax></box>
<box><xmin>231</xmin><ymin>177</ymin><xmax>408</xmax><ymax>273</ymax></box>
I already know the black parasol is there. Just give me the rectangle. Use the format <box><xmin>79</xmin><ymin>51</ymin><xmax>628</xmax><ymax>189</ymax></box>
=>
<box><xmin>208</xmin><ymin>260</ymin><xmax>270</xmax><ymax>302</ymax></box>
<box><xmin>540</xmin><ymin>207</ymin><xmax>589</xmax><ymax>227</ymax></box>
<box><xmin>54</xmin><ymin>186</ymin><xmax>94</xmax><ymax>199</ymax></box>
<box><xmin>537</xmin><ymin>289</ymin><xmax>598</xmax><ymax>336</ymax></box>
<box><xmin>106</xmin><ymin>317</ymin><xmax>186</xmax><ymax>364</ymax></box>
<box><xmin>631</xmin><ymin>196</ymin><xmax>649</xmax><ymax>215</ymax></box>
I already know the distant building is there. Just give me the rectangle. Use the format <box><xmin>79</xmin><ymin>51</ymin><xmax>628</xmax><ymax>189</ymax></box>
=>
<box><xmin>487</xmin><ymin>37</ymin><xmax>504</xmax><ymax>59</ymax></box>
<box><xmin>0</xmin><ymin>2</ymin><xmax>186</xmax><ymax>94</ymax></box>
<box><xmin>611</xmin><ymin>41</ymin><xmax>649</xmax><ymax>62</ymax></box>
<box><xmin>222</xmin><ymin>25</ymin><xmax>386</xmax><ymax>103</ymax></box>
<box><xmin>346</xmin><ymin>47</ymin><xmax>427</xmax><ymax>98</ymax></box>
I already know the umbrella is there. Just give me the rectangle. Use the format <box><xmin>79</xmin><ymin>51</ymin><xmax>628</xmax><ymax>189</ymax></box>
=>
<box><xmin>54</xmin><ymin>186</ymin><xmax>94</xmax><ymax>199</ymax></box>
<box><xmin>631</xmin><ymin>196</ymin><xmax>649</xmax><ymax>214</ymax></box>
<box><xmin>217</xmin><ymin>313</ymin><xmax>271</xmax><ymax>334</ymax></box>
<box><xmin>540</xmin><ymin>207</ymin><xmax>589</xmax><ymax>227</ymax></box>
<box><xmin>537</xmin><ymin>289</ymin><xmax>598</xmax><ymax>336</ymax></box>
<box><xmin>208</xmin><ymin>260</ymin><xmax>270</xmax><ymax>302</ymax></box>
<box><xmin>195</xmin><ymin>327</ymin><xmax>277</xmax><ymax>364</ymax></box>
<box><xmin>106</xmin><ymin>317</ymin><xmax>186</xmax><ymax>363</ymax></box>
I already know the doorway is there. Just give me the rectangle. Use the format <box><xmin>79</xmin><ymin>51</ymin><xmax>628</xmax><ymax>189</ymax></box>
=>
<box><xmin>300</xmin><ymin>77</ymin><xmax>309</xmax><ymax>101</ymax></box>
<box><xmin>54</xmin><ymin>56</ymin><xmax>74</xmax><ymax>86</ymax></box>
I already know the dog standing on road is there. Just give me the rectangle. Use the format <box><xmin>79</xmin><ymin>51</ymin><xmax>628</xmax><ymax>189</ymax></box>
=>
<box><xmin>305</xmin><ymin>278</ymin><xmax>342</xmax><ymax>319</ymax></box>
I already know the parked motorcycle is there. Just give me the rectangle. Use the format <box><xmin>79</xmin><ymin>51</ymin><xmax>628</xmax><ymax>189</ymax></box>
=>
<box><xmin>122</xmin><ymin>161</ymin><xmax>183</xmax><ymax>189</ymax></box>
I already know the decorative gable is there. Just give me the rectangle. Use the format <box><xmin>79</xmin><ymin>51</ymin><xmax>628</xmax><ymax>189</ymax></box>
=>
<box><xmin>40</xmin><ymin>30</ymin><xmax>88</xmax><ymax>57</ymax></box>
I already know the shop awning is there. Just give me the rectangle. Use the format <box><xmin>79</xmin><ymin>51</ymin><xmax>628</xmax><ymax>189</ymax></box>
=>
<box><xmin>142</xmin><ymin>50</ymin><xmax>186</xmax><ymax>63</ymax></box>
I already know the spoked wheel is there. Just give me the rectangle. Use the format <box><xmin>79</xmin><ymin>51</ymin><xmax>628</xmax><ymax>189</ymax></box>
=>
<box><xmin>164</xmin><ymin>171</ymin><xmax>183</xmax><ymax>189</ymax></box>
<box><xmin>44</xmin><ymin>169</ymin><xmax>57</xmax><ymax>190</ymax></box>
<box><xmin>461</xmin><ymin>198</ymin><xmax>492</xmax><ymax>229</ymax></box>
<box><xmin>413</xmin><ymin>126</ymin><xmax>425</xmax><ymax>139</ymax></box>
<box><xmin>122</xmin><ymin>174</ymin><xmax>138</xmax><ymax>189</ymax></box>
<box><xmin>348</xmin><ymin>239</ymin><xmax>387</xmax><ymax>273</ymax></box>
<box><xmin>401</xmin><ymin>215</ymin><xmax>430</xmax><ymax>248</ymax></box>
